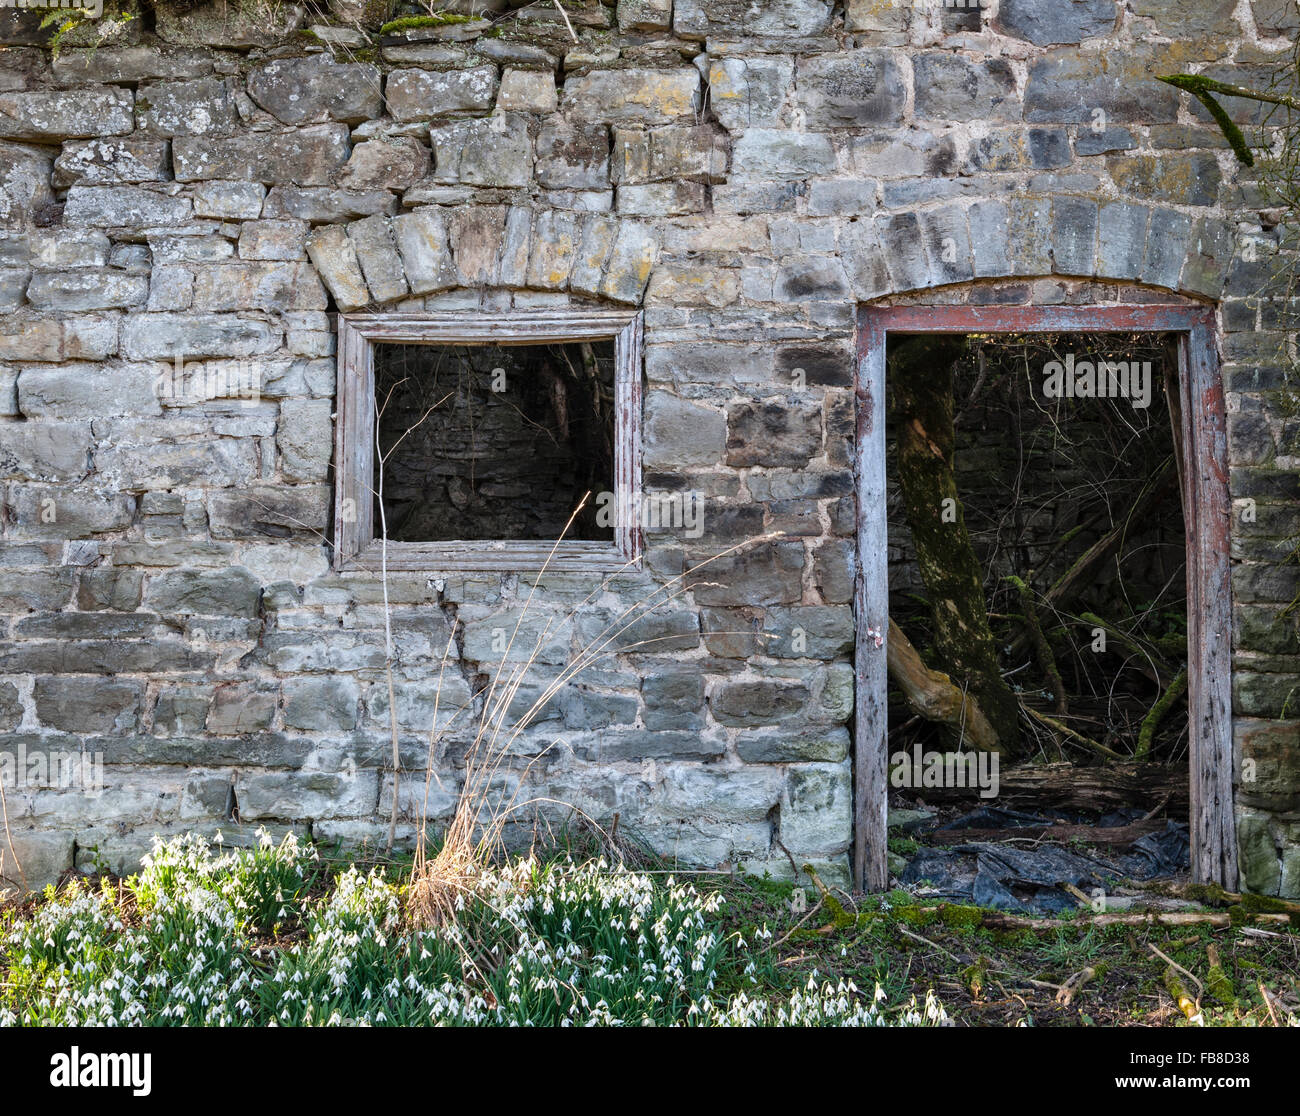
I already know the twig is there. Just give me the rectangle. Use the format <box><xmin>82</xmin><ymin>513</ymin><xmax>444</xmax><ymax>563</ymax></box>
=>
<box><xmin>0</xmin><ymin>771</ymin><xmax>26</xmax><ymax>893</ymax></box>
<box><xmin>1259</xmin><ymin>982</ymin><xmax>1280</xmax><ymax>1027</ymax></box>
<box><xmin>1151</xmin><ymin>944</ymin><xmax>1203</xmax><ymax>1000</ymax></box>
<box><xmin>1024</xmin><ymin>706</ymin><xmax>1126</xmax><ymax>760</ymax></box>
<box><xmin>552</xmin><ymin>0</ymin><xmax>578</xmax><ymax>42</ymax></box>
<box><xmin>1062</xmin><ymin>882</ymin><xmax>1094</xmax><ymax>909</ymax></box>
<box><xmin>897</xmin><ymin>923</ymin><xmax>963</xmax><ymax>965</ymax></box>
<box><xmin>1056</xmin><ymin>965</ymin><xmax>1103</xmax><ymax>1006</ymax></box>
<box><xmin>766</xmin><ymin>898</ymin><xmax>824</xmax><ymax>952</ymax></box>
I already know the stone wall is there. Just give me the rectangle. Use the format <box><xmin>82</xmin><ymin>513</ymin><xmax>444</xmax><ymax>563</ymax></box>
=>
<box><xmin>0</xmin><ymin>0</ymin><xmax>1297</xmax><ymax>893</ymax></box>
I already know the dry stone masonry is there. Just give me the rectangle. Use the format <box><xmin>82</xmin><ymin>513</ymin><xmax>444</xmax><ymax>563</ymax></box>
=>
<box><xmin>0</xmin><ymin>0</ymin><xmax>1298</xmax><ymax>893</ymax></box>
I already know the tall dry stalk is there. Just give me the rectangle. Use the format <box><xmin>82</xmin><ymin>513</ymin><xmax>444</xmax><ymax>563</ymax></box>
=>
<box><xmin>0</xmin><ymin>770</ymin><xmax>26</xmax><ymax>895</ymax></box>
<box><xmin>405</xmin><ymin>519</ymin><xmax>779</xmax><ymax>929</ymax></box>
<box><xmin>372</xmin><ymin>382</ymin><xmax>451</xmax><ymax>852</ymax></box>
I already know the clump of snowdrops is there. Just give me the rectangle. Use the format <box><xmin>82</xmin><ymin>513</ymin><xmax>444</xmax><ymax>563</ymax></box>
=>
<box><xmin>0</xmin><ymin>830</ymin><xmax>949</xmax><ymax>1027</ymax></box>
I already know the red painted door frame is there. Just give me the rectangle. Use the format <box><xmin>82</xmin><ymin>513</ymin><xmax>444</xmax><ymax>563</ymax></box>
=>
<box><xmin>853</xmin><ymin>303</ymin><xmax>1234</xmax><ymax>891</ymax></box>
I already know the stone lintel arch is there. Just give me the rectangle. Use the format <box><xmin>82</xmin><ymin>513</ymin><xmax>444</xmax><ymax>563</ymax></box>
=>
<box><xmin>849</xmin><ymin>267</ymin><xmax>1234</xmax><ymax>894</ymax></box>
<box><xmin>305</xmin><ymin>205</ymin><xmax>659</xmax><ymax>313</ymax></box>
<box><xmin>837</xmin><ymin>197</ymin><xmax>1238</xmax><ymax>307</ymax></box>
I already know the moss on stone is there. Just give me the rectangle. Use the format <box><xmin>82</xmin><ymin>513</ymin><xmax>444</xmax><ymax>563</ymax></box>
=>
<box><xmin>380</xmin><ymin>12</ymin><xmax>473</xmax><ymax>33</ymax></box>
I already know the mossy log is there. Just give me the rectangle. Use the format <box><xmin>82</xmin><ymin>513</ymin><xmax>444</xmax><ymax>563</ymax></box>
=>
<box><xmin>931</xmin><ymin>817</ymin><xmax>1166</xmax><ymax>845</ymax></box>
<box><xmin>1205</xmin><ymin>943</ymin><xmax>1236</xmax><ymax>1006</ymax></box>
<box><xmin>1136</xmin><ymin>667</ymin><xmax>1189</xmax><ymax>759</ymax></box>
<box><xmin>979</xmin><ymin>910</ymin><xmax>1289</xmax><ymax>931</ymax></box>
<box><xmin>889</xmin><ymin>336</ymin><xmax>1022</xmax><ymax>754</ymax></box>
<box><xmin>921</xmin><ymin>761</ymin><xmax>1189</xmax><ymax>810</ymax></box>
<box><xmin>1163</xmin><ymin>966</ymin><xmax>1203</xmax><ymax>1024</ymax></box>
<box><xmin>1079</xmin><ymin>611</ymin><xmax>1175</xmax><ymax>688</ymax></box>
<box><xmin>1025</xmin><ymin>707</ymin><xmax>1125</xmax><ymax>760</ymax></box>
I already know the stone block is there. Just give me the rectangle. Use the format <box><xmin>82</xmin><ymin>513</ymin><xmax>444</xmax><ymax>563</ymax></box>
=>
<box><xmin>644</xmin><ymin>393</ymin><xmax>726</xmax><ymax>468</ymax></box>
<box><xmin>247</xmin><ymin>56</ymin><xmax>382</xmax><ymax>125</ymax></box>
<box><xmin>346</xmin><ymin>215</ymin><xmax>409</xmax><ymax>304</ymax></box>
<box><xmin>143</xmin><ymin>567</ymin><xmax>262</xmax><ymax>616</ymax></box>
<box><xmin>307</xmin><ymin>224</ymin><xmax>370</xmax><ymax>310</ymax></box>
<box><xmin>53</xmin><ymin>137</ymin><xmax>171</xmax><ymax>186</ymax></box>
<box><xmin>392</xmin><ymin>208</ymin><xmax>458</xmax><ymax>295</ymax></box>
<box><xmin>26</xmin><ymin>269</ymin><xmax>148</xmax><ymax>311</ymax></box>
<box><xmin>277</xmin><ymin>398</ymin><xmax>333</xmax><ymax>482</ymax></box>
<box><xmin>63</xmin><ymin>185</ymin><xmax>191</xmax><ymax>228</ymax></box>
<box><xmin>712</xmin><ymin>680</ymin><xmax>810</xmax><ymax>726</ymax></box>
<box><xmin>206</xmin><ymin>683</ymin><xmax>278</xmax><ymax>735</ymax></box>
<box><xmin>135</xmin><ymin>77</ymin><xmax>238</xmax><ymax>136</ymax></box>
<box><xmin>536</xmin><ymin>118</ymin><xmax>610</xmax><ymax>189</ymax></box>
<box><xmin>708</xmin><ymin>56</ymin><xmax>794</xmax><ymax>132</ymax></box>
<box><xmin>173</xmin><ymin>125</ymin><xmax>350</xmax><ymax>186</ymax></box>
<box><xmin>915</xmin><ymin>52</ymin><xmax>1018</xmax><ymax>122</ymax></box>
<box><xmin>797</xmin><ymin>52</ymin><xmax>907</xmax><ymax>128</ymax></box>
<box><xmin>0</xmin><ymin>86</ymin><xmax>134</xmax><ymax>141</ymax></box>
<box><xmin>336</xmin><ymin>136</ymin><xmax>430</xmax><ymax>192</ymax></box>
<box><xmin>385</xmin><ymin>66</ymin><xmax>498</xmax><ymax>120</ymax></box>
<box><xmin>732</xmin><ymin>129</ymin><xmax>835</xmax><ymax>180</ymax></box>
<box><xmin>35</xmin><ymin>676</ymin><xmax>142</xmax><ymax>733</ymax></box>
<box><xmin>674</xmin><ymin>0</ymin><xmax>831</xmax><ymax>38</ymax></box>
<box><xmin>997</xmin><ymin>0</ymin><xmax>1118</xmax><ymax>44</ymax></box>
<box><xmin>563</xmin><ymin>68</ymin><xmax>701</xmax><ymax>124</ymax></box>
<box><xmin>497</xmin><ymin>68</ymin><xmax>558</xmax><ymax>113</ymax></box>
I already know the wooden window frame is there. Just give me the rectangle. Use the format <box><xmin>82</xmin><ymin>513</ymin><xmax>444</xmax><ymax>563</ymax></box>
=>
<box><xmin>333</xmin><ymin>309</ymin><xmax>644</xmax><ymax>573</ymax></box>
<box><xmin>853</xmin><ymin>303</ymin><xmax>1235</xmax><ymax>891</ymax></box>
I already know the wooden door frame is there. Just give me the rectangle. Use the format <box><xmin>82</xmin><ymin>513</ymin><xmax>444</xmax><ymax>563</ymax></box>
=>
<box><xmin>853</xmin><ymin>302</ymin><xmax>1235</xmax><ymax>891</ymax></box>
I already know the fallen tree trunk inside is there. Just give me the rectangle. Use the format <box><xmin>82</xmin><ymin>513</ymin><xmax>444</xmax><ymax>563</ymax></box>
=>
<box><xmin>887</xmin><ymin>619</ymin><xmax>1004</xmax><ymax>755</ymax></box>
<box><xmin>932</xmin><ymin>818</ymin><xmax>1167</xmax><ymax>846</ymax></box>
<box><xmin>919</xmin><ymin>761</ymin><xmax>1190</xmax><ymax>811</ymax></box>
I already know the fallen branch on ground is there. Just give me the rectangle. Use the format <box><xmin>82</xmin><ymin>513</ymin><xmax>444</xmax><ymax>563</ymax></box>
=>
<box><xmin>1056</xmin><ymin>964</ymin><xmax>1105</xmax><ymax>1007</ymax></box>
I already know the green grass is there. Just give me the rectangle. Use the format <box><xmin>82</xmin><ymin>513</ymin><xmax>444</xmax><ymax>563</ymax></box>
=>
<box><xmin>708</xmin><ymin>875</ymin><xmax>1300</xmax><ymax>1027</ymax></box>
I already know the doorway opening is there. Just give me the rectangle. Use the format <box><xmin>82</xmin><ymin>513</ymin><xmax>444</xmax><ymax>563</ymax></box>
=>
<box><xmin>854</xmin><ymin>303</ymin><xmax>1234</xmax><ymax>895</ymax></box>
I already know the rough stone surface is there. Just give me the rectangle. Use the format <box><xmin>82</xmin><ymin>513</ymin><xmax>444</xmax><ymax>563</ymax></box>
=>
<box><xmin>53</xmin><ymin>138</ymin><xmax>171</xmax><ymax>187</ymax></box>
<box><xmin>997</xmin><ymin>0</ymin><xmax>1118</xmax><ymax>45</ymax></box>
<box><xmin>173</xmin><ymin>126</ymin><xmax>351</xmax><ymax>186</ymax></box>
<box><xmin>798</xmin><ymin>53</ymin><xmax>907</xmax><ymax>128</ymax></box>
<box><xmin>674</xmin><ymin>0</ymin><xmax>831</xmax><ymax>38</ymax></box>
<box><xmin>136</xmin><ymin>77</ymin><xmax>238</xmax><ymax>137</ymax></box>
<box><xmin>0</xmin><ymin>87</ymin><xmax>134</xmax><ymax>141</ymax></box>
<box><xmin>563</xmin><ymin>68</ymin><xmax>700</xmax><ymax>124</ymax></box>
<box><xmin>385</xmin><ymin>66</ymin><xmax>498</xmax><ymax>121</ymax></box>
<box><xmin>247</xmin><ymin>57</ymin><xmax>383</xmax><ymax>125</ymax></box>
<box><xmin>708</xmin><ymin>56</ymin><xmax>794</xmax><ymax>133</ymax></box>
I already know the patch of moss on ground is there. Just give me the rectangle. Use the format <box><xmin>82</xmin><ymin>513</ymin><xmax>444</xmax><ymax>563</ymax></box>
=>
<box><xmin>738</xmin><ymin>872</ymin><xmax>796</xmax><ymax>904</ymax></box>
